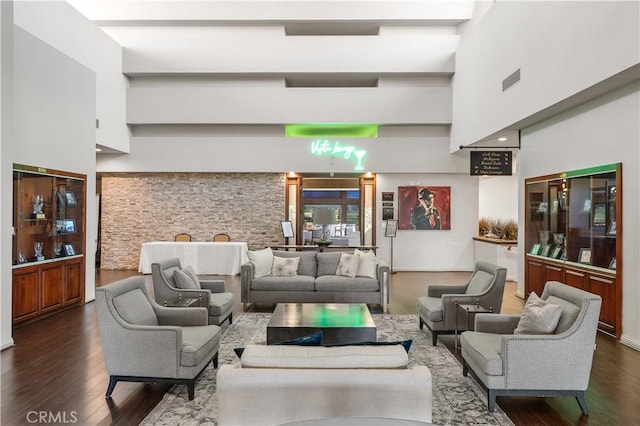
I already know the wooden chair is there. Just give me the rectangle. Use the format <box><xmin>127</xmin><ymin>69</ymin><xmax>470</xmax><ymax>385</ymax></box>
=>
<box><xmin>175</xmin><ymin>233</ymin><xmax>192</xmax><ymax>242</ymax></box>
<box><xmin>213</xmin><ymin>233</ymin><xmax>231</xmax><ymax>242</ymax></box>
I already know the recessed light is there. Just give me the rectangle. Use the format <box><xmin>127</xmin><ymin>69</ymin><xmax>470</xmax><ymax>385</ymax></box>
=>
<box><xmin>498</xmin><ymin>137</ymin><xmax>507</xmax><ymax>142</ymax></box>
<box><xmin>95</xmin><ymin>148</ymin><xmax>102</xmax><ymax>152</ymax></box>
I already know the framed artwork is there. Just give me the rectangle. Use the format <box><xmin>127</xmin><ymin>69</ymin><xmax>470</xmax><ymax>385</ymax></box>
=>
<box><xmin>65</xmin><ymin>191</ymin><xmax>77</xmax><ymax>206</ymax></box>
<box><xmin>607</xmin><ymin>221</ymin><xmax>617</xmax><ymax>235</ymax></box>
<box><xmin>385</xmin><ymin>220</ymin><xmax>398</xmax><ymax>238</ymax></box>
<box><xmin>382</xmin><ymin>192</ymin><xmax>394</xmax><ymax>202</ymax></box>
<box><xmin>18</xmin><ymin>250</ymin><xmax>27</xmax><ymax>263</ymax></box>
<box><xmin>63</xmin><ymin>243</ymin><xmax>76</xmax><ymax>256</ymax></box>
<box><xmin>550</xmin><ymin>246</ymin><xmax>563</xmax><ymax>259</ymax></box>
<box><xmin>382</xmin><ymin>207</ymin><xmax>394</xmax><ymax>221</ymax></box>
<box><xmin>398</xmin><ymin>186</ymin><xmax>451</xmax><ymax>230</ymax></box>
<box><xmin>540</xmin><ymin>243</ymin><xmax>552</xmax><ymax>257</ymax></box>
<box><xmin>64</xmin><ymin>219</ymin><xmax>76</xmax><ymax>233</ymax></box>
<box><xmin>609</xmin><ymin>257</ymin><xmax>616</xmax><ymax>270</ymax></box>
<box><xmin>530</xmin><ymin>243</ymin><xmax>541</xmax><ymax>255</ymax></box>
<box><xmin>578</xmin><ymin>248</ymin><xmax>592</xmax><ymax>264</ymax></box>
<box><xmin>280</xmin><ymin>221</ymin><xmax>294</xmax><ymax>238</ymax></box>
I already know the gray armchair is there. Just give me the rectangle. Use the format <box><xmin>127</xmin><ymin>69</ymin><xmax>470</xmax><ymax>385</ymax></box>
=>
<box><xmin>417</xmin><ymin>261</ymin><xmax>507</xmax><ymax>345</ymax></box>
<box><xmin>151</xmin><ymin>257</ymin><xmax>234</xmax><ymax>325</ymax></box>
<box><xmin>461</xmin><ymin>281</ymin><xmax>601</xmax><ymax>414</ymax></box>
<box><xmin>95</xmin><ymin>276</ymin><xmax>222</xmax><ymax>400</ymax></box>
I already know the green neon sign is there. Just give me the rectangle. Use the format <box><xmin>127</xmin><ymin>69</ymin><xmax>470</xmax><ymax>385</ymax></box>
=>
<box><xmin>287</xmin><ymin>123</ymin><xmax>378</xmax><ymax>138</ymax></box>
<box><xmin>311</xmin><ymin>139</ymin><xmax>367</xmax><ymax>171</ymax></box>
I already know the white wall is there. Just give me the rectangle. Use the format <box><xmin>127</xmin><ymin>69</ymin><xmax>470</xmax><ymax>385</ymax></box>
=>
<box><xmin>1</xmin><ymin>2</ymin><xmax>112</xmax><ymax>350</ymax></box>
<box><xmin>376</xmin><ymin>173</ymin><xmax>479</xmax><ymax>272</ymax></box>
<box><xmin>518</xmin><ymin>82</ymin><xmax>640</xmax><ymax>349</ymax></box>
<box><xmin>478</xmin><ymin>174</ymin><xmax>518</xmax><ymax>221</ymax></box>
<box><xmin>14</xmin><ymin>1</ymin><xmax>128</xmax><ymax>153</ymax></box>
<box><xmin>452</xmin><ymin>1</ymin><xmax>639</xmax><ymax>148</ymax></box>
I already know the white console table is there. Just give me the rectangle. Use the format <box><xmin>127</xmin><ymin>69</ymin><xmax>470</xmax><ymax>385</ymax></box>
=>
<box><xmin>139</xmin><ymin>241</ymin><xmax>249</xmax><ymax>275</ymax></box>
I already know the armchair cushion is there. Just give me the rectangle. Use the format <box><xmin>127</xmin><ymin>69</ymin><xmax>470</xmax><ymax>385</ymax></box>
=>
<box><xmin>465</xmin><ymin>270</ymin><xmax>494</xmax><ymax>295</ymax></box>
<box><xmin>546</xmin><ymin>295</ymin><xmax>581</xmax><ymax>334</ymax></box>
<box><xmin>209</xmin><ymin>293</ymin><xmax>234</xmax><ymax>316</ymax></box>
<box><xmin>514</xmin><ymin>292</ymin><xmax>562</xmax><ymax>335</ymax></box>
<box><xmin>181</xmin><ymin>325</ymin><xmax>222</xmax><ymax>367</ymax></box>
<box><xmin>113</xmin><ymin>289</ymin><xmax>159</xmax><ymax>325</ymax></box>
<box><xmin>460</xmin><ymin>331</ymin><xmax>503</xmax><ymax>376</ymax></box>
<box><xmin>417</xmin><ymin>296</ymin><xmax>443</xmax><ymax>322</ymax></box>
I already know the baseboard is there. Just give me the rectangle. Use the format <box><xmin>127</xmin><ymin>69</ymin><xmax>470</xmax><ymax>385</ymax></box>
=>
<box><xmin>620</xmin><ymin>334</ymin><xmax>640</xmax><ymax>352</ymax></box>
<box><xmin>1</xmin><ymin>338</ymin><xmax>15</xmax><ymax>351</ymax></box>
<box><xmin>392</xmin><ymin>267</ymin><xmax>474</xmax><ymax>272</ymax></box>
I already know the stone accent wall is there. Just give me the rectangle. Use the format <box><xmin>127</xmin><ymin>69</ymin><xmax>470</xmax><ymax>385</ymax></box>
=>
<box><xmin>100</xmin><ymin>172</ymin><xmax>285</xmax><ymax>270</ymax></box>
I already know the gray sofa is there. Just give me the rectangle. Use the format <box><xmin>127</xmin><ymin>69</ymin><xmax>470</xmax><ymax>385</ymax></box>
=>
<box><xmin>241</xmin><ymin>251</ymin><xmax>389</xmax><ymax>312</ymax></box>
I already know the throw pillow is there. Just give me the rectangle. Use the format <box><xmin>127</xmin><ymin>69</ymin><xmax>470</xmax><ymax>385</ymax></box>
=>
<box><xmin>271</xmin><ymin>255</ymin><xmax>299</xmax><ymax>277</ymax></box>
<box><xmin>248</xmin><ymin>247</ymin><xmax>274</xmax><ymax>278</ymax></box>
<box><xmin>336</xmin><ymin>252</ymin><xmax>360</xmax><ymax>278</ymax></box>
<box><xmin>354</xmin><ymin>249</ymin><xmax>378</xmax><ymax>279</ymax></box>
<box><xmin>325</xmin><ymin>339</ymin><xmax>413</xmax><ymax>353</ymax></box>
<box><xmin>233</xmin><ymin>332</ymin><xmax>323</xmax><ymax>359</ymax></box>
<box><xmin>173</xmin><ymin>268</ymin><xmax>198</xmax><ymax>289</ymax></box>
<box><xmin>182</xmin><ymin>265</ymin><xmax>201</xmax><ymax>289</ymax></box>
<box><xmin>514</xmin><ymin>291</ymin><xmax>563</xmax><ymax>335</ymax></box>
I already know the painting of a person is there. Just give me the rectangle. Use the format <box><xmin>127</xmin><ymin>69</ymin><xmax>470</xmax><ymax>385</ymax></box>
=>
<box><xmin>410</xmin><ymin>188</ymin><xmax>442</xmax><ymax>230</ymax></box>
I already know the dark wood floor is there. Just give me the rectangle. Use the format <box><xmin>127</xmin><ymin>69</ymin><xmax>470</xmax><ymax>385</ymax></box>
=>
<box><xmin>2</xmin><ymin>270</ymin><xmax>638</xmax><ymax>425</ymax></box>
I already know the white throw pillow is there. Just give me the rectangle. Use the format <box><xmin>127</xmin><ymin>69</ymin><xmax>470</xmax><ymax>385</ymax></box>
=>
<box><xmin>248</xmin><ymin>247</ymin><xmax>274</xmax><ymax>278</ymax></box>
<box><xmin>271</xmin><ymin>256</ymin><xmax>299</xmax><ymax>277</ymax></box>
<box><xmin>336</xmin><ymin>253</ymin><xmax>361</xmax><ymax>278</ymax></box>
<box><xmin>514</xmin><ymin>291</ymin><xmax>563</xmax><ymax>335</ymax></box>
<box><xmin>354</xmin><ymin>249</ymin><xmax>378</xmax><ymax>279</ymax></box>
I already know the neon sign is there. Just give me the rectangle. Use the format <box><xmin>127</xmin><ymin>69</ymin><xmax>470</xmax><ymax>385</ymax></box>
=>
<box><xmin>311</xmin><ymin>139</ymin><xmax>367</xmax><ymax>171</ymax></box>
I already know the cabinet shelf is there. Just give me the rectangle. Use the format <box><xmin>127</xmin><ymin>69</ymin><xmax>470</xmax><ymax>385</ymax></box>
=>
<box><xmin>524</xmin><ymin>163</ymin><xmax>621</xmax><ymax>339</ymax></box>
<box><xmin>12</xmin><ymin>164</ymin><xmax>86</xmax><ymax>326</ymax></box>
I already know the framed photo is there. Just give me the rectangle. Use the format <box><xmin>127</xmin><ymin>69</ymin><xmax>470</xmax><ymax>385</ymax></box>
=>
<box><xmin>609</xmin><ymin>257</ymin><xmax>616</xmax><ymax>270</ymax></box>
<box><xmin>382</xmin><ymin>192</ymin><xmax>394</xmax><ymax>202</ymax></box>
<box><xmin>530</xmin><ymin>243</ymin><xmax>541</xmax><ymax>255</ymax></box>
<box><xmin>540</xmin><ymin>243</ymin><xmax>552</xmax><ymax>257</ymax></box>
<box><xmin>280</xmin><ymin>221</ymin><xmax>294</xmax><ymax>238</ymax></box>
<box><xmin>385</xmin><ymin>219</ymin><xmax>398</xmax><ymax>238</ymax></box>
<box><xmin>64</xmin><ymin>219</ymin><xmax>76</xmax><ymax>233</ymax></box>
<box><xmin>578</xmin><ymin>248</ymin><xmax>592</xmax><ymax>264</ymax></box>
<box><xmin>65</xmin><ymin>191</ymin><xmax>77</xmax><ymax>206</ymax></box>
<box><xmin>63</xmin><ymin>243</ymin><xmax>76</xmax><ymax>256</ymax></box>
<box><xmin>607</xmin><ymin>221</ymin><xmax>617</xmax><ymax>235</ymax></box>
<box><xmin>18</xmin><ymin>250</ymin><xmax>27</xmax><ymax>264</ymax></box>
<box><xmin>382</xmin><ymin>207</ymin><xmax>394</xmax><ymax>221</ymax></box>
<box><xmin>550</xmin><ymin>246</ymin><xmax>563</xmax><ymax>259</ymax></box>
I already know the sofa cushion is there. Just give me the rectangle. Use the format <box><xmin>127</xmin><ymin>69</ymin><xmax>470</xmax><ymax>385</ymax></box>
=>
<box><xmin>355</xmin><ymin>249</ymin><xmax>378</xmax><ymax>279</ymax></box>
<box><xmin>180</xmin><ymin>325</ymin><xmax>221</xmax><ymax>367</ymax></box>
<box><xmin>465</xmin><ymin>270</ymin><xmax>494</xmax><ymax>295</ymax></box>
<box><xmin>274</xmin><ymin>251</ymin><xmax>317</xmax><ymax>277</ymax></box>
<box><xmin>251</xmin><ymin>276</ymin><xmax>316</xmax><ymax>291</ymax></box>
<box><xmin>248</xmin><ymin>247</ymin><xmax>273</xmax><ymax>278</ymax></box>
<box><xmin>113</xmin><ymin>288</ymin><xmax>159</xmax><ymax>326</ymax></box>
<box><xmin>317</xmin><ymin>252</ymin><xmax>342</xmax><ymax>276</ymax></box>
<box><xmin>514</xmin><ymin>291</ymin><xmax>562</xmax><ymax>335</ymax></box>
<box><xmin>416</xmin><ymin>296</ymin><xmax>443</xmax><ymax>322</ymax></box>
<box><xmin>272</xmin><ymin>256</ymin><xmax>300</xmax><ymax>277</ymax></box>
<box><xmin>460</xmin><ymin>331</ymin><xmax>503</xmax><ymax>376</ymax></box>
<box><xmin>336</xmin><ymin>253</ymin><xmax>360</xmax><ymax>278</ymax></box>
<box><xmin>315</xmin><ymin>275</ymin><xmax>379</xmax><ymax>292</ymax></box>
<box><xmin>239</xmin><ymin>344</ymin><xmax>409</xmax><ymax>369</ymax></box>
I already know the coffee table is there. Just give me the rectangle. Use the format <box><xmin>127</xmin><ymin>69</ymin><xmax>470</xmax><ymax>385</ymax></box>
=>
<box><xmin>267</xmin><ymin>303</ymin><xmax>377</xmax><ymax>345</ymax></box>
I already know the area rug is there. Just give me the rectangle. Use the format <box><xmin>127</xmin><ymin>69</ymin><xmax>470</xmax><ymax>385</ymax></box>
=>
<box><xmin>141</xmin><ymin>313</ymin><xmax>513</xmax><ymax>426</ymax></box>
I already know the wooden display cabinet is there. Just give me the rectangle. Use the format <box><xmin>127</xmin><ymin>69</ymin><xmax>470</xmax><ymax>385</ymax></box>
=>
<box><xmin>12</xmin><ymin>164</ymin><xmax>86</xmax><ymax>325</ymax></box>
<box><xmin>524</xmin><ymin>163</ymin><xmax>622</xmax><ymax>339</ymax></box>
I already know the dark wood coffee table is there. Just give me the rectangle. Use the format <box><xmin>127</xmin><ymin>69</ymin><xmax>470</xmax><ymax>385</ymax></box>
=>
<box><xmin>267</xmin><ymin>303</ymin><xmax>377</xmax><ymax>345</ymax></box>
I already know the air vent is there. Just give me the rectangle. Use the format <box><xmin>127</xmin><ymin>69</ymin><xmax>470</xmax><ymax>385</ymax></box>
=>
<box><xmin>286</xmin><ymin>75</ymin><xmax>379</xmax><ymax>88</ymax></box>
<box><xmin>285</xmin><ymin>23</ymin><xmax>380</xmax><ymax>36</ymax></box>
<box><xmin>502</xmin><ymin>69</ymin><xmax>521</xmax><ymax>91</ymax></box>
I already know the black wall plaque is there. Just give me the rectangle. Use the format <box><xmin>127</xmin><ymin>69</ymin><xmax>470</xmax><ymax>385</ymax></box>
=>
<box><xmin>470</xmin><ymin>151</ymin><xmax>513</xmax><ymax>176</ymax></box>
